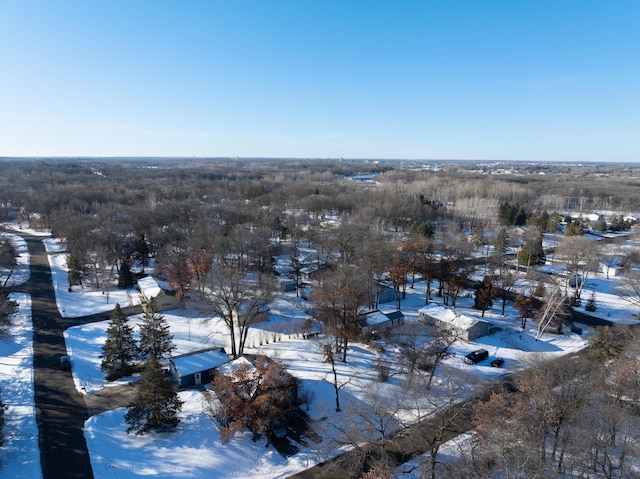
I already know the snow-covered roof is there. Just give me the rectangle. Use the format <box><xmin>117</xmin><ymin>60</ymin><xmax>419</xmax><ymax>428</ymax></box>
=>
<box><xmin>170</xmin><ymin>348</ymin><xmax>230</xmax><ymax>378</ymax></box>
<box><xmin>218</xmin><ymin>356</ymin><xmax>257</xmax><ymax>378</ymax></box>
<box><xmin>138</xmin><ymin>275</ymin><xmax>174</xmax><ymax>300</ymax></box>
<box><xmin>419</xmin><ymin>304</ymin><xmax>488</xmax><ymax>330</ymax></box>
<box><xmin>237</xmin><ymin>299</ymin><xmax>270</xmax><ymax>315</ymax></box>
<box><xmin>362</xmin><ymin>310</ymin><xmax>390</xmax><ymax>327</ymax></box>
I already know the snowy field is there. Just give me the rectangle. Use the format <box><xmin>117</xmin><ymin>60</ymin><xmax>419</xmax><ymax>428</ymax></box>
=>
<box><xmin>2</xmin><ymin>225</ymin><xmax>639</xmax><ymax>479</ymax></box>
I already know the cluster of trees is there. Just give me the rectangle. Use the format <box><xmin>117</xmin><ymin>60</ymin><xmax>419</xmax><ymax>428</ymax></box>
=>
<box><xmin>212</xmin><ymin>356</ymin><xmax>299</xmax><ymax>443</ymax></box>
<box><xmin>451</xmin><ymin>328</ymin><xmax>640</xmax><ymax>479</ymax></box>
<box><xmin>0</xmin><ymin>236</ymin><xmax>19</xmax><ymax>337</ymax></box>
<box><xmin>315</xmin><ymin>324</ymin><xmax>640</xmax><ymax>479</ymax></box>
<box><xmin>100</xmin><ymin>300</ymin><xmax>182</xmax><ymax>435</ymax></box>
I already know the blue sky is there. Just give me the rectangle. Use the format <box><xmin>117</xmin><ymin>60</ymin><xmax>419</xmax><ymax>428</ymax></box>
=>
<box><xmin>1</xmin><ymin>1</ymin><xmax>639</xmax><ymax>161</ymax></box>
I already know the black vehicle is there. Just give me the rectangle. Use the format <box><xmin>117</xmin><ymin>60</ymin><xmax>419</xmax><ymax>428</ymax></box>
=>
<box><xmin>464</xmin><ymin>349</ymin><xmax>489</xmax><ymax>365</ymax></box>
<box><xmin>270</xmin><ymin>419</ymin><xmax>287</xmax><ymax>439</ymax></box>
<box><xmin>491</xmin><ymin>357</ymin><xmax>505</xmax><ymax>368</ymax></box>
<box><xmin>59</xmin><ymin>355</ymin><xmax>71</xmax><ymax>370</ymax></box>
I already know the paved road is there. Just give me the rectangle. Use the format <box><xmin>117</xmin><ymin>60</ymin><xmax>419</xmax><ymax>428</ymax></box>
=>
<box><xmin>7</xmin><ymin>231</ymin><xmax>95</xmax><ymax>479</ymax></box>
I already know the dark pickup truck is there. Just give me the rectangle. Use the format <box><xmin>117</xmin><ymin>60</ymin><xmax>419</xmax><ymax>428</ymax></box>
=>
<box><xmin>464</xmin><ymin>349</ymin><xmax>489</xmax><ymax>365</ymax></box>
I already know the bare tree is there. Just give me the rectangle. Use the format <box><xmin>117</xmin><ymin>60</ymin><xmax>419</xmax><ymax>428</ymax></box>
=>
<box><xmin>405</xmin><ymin>380</ymin><xmax>472</xmax><ymax>479</ymax></box>
<box><xmin>617</xmin><ymin>269</ymin><xmax>640</xmax><ymax>318</ymax></box>
<box><xmin>204</xmin><ymin>263</ymin><xmax>274</xmax><ymax>358</ymax></box>
<box><xmin>535</xmin><ymin>285</ymin><xmax>571</xmax><ymax>340</ymax></box>
<box><xmin>310</xmin><ymin>264</ymin><xmax>369</xmax><ymax>363</ymax></box>
<box><xmin>556</xmin><ymin>235</ymin><xmax>600</xmax><ymax>300</ymax></box>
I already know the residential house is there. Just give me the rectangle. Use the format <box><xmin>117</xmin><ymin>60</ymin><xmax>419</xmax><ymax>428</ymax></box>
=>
<box><xmin>359</xmin><ymin>309</ymin><xmax>405</xmax><ymax>337</ymax></box>
<box><xmin>169</xmin><ymin>347</ymin><xmax>230</xmax><ymax>388</ymax></box>
<box><xmin>598</xmin><ymin>256</ymin><xmax>625</xmax><ymax>278</ymax></box>
<box><xmin>232</xmin><ymin>299</ymin><xmax>270</xmax><ymax>325</ymax></box>
<box><xmin>419</xmin><ymin>304</ymin><xmax>490</xmax><ymax>342</ymax></box>
<box><xmin>138</xmin><ymin>275</ymin><xmax>181</xmax><ymax>312</ymax></box>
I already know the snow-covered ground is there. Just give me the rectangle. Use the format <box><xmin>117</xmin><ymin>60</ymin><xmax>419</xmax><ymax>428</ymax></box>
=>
<box><xmin>0</xmin><ymin>293</ymin><xmax>42</xmax><ymax>479</ymax></box>
<box><xmin>0</xmin><ymin>230</ymin><xmax>41</xmax><ymax>478</ymax></box>
<box><xmin>2</xmin><ymin>225</ymin><xmax>639</xmax><ymax>479</ymax></box>
<box><xmin>66</xmin><ymin>279</ymin><xmax>594</xmax><ymax>479</ymax></box>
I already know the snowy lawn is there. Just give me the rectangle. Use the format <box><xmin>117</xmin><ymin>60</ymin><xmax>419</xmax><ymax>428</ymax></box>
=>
<box><xmin>0</xmin><ymin>294</ymin><xmax>42</xmax><ymax>479</ymax></box>
<box><xmin>64</xmin><ymin>276</ymin><xmax>594</xmax><ymax>479</ymax></box>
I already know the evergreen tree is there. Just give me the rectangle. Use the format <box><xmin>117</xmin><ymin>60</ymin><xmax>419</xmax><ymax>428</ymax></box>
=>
<box><xmin>101</xmin><ymin>303</ymin><xmax>138</xmax><ymax>379</ymax></box>
<box><xmin>492</xmin><ymin>227</ymin><xmax>508</xmax><ymax>269</ymax></box>
<box><xmin>519</xmin><ymin>229</ymin><xmax>545</xmax><ymax>267</ymax></box>
<box><xmin>138</xmin><ymin>299</ymin><xmax>175</xmax><ymax>362</ymax></box>
<box><xmin>409</xmin><ymin>220</ymin><xmax>434</xmax><ymax>238</ymax></box>
<box><xmin>133</xmin><ymin>233</ymin><xmax>151</xmax><ymax>273</ymax></box>
<box><xmin>67</xmin><ymin>253</ymin><xmax>85</xmax><ymax>290</ymax></box>
<box><xmin>594</xmin><ymin>215</ymin><xmax>608</xmax><ymax>233</ymax></box>
<box><xmin>117</xmin><ymin>260</ymin><xmax>135</xmax><ymax>289</ymax></box>
<box><xmin>565</xmin><ymin>220</ymin><xmax>584</xmax><ymax>236</ymax></box>
<box><xmin>124</xmin><ymin>355</ymin><xmax>183</xmax><ymax>435</ymax></box>
<box><xmin>514</xmin><ymin>205</ymin><xmax>528</xmax><ymax>226</ymax></box>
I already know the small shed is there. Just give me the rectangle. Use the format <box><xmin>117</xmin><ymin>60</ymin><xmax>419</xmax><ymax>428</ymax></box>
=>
<box><xmin>279</xmin><ymin>278</ymin><xmax>297</xmax><ymax>292</ymax></box>
<box><xmin>419</xmin><ymin>304</ymin><xmax>490</xmax><ymax>342</ymax></box>
<box><xmin>169</xmin><ymin>348</ymin><xmax>230</xmax><ymax>388</ymax></box>
<box><xmin>359</xmin><ymin>309</ymin><xmax>405</xmax><ymax>337</ymax></box>
<box><xmin>138</xmin><ymin>275</ymin><xmax>181</xmax><ymax>312</ymax></box>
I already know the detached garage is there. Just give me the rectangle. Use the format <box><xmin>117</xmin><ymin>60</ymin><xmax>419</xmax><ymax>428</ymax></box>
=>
<box><xmin>169</xmin><ymin>348</ymin><xmax>230</xmax><ymax>388</ymax></box>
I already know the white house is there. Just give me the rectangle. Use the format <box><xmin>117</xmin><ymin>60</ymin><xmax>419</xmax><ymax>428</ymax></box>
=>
<box><xmin>138</xmin><ymin>275</ymin><xmax>181</xmax><ymax>312</ymax></box>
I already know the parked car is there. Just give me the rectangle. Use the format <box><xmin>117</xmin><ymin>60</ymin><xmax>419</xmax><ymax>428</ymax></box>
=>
<box><xmin>59</xmin><ymin>355</ymin><xmax>71</xmax><ymax>370</ymax></box>
<box><xmin>270</xmin><ymin>419</ymin><xmax>287</xmax><ymax>439</ymax></box>
<box><xmin>490</xmin><ymin>357</ymin><xmax>505</xmax><ymax>368</ymax></box>
<box><xmin>464</xmin><ymin>349</ymin><xmax>488</xmax><ymax>365</ymax></box>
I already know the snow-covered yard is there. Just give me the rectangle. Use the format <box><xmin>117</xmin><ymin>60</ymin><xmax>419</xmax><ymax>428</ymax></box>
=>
<box><xmin>66</xmin><ymin>280</ymin><xmax>594</xmax><ymax>479</ymax></box>
<box><xmin>2</xmin><ymin>225</ymin><xmax>639</xmax><ymax>479</ymax></box>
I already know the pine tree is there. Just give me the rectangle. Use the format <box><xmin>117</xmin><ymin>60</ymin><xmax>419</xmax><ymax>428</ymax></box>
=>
<box><xmin>138</xmin><ymin>299</ymin><xmax>175</xmax><ymax>362</ymax></box>
<box><xmin>133</xmin><ymin>233</ymin><xmax>151</xmax><ymax>273</ymax></box>
<box><xmin>117</xmin><ymin>260</ymin><xmax>135</xmax><ymax>289</ymax></box>
<box><xmin>124</xmin><ymin>355</ymin><xmax>183</xmax><ymax>435</ymax></box>
<box><xmin>101</xmin><ymin>303</ymin><xmax>138</xmax><ymax>379</ymax></box>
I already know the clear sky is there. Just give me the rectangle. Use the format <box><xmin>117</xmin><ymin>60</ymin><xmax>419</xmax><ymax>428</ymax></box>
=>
<box><xmin>1</xmin><ymin>1</ymin><xmax>639</xmax><ymax>162</ymax></box>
